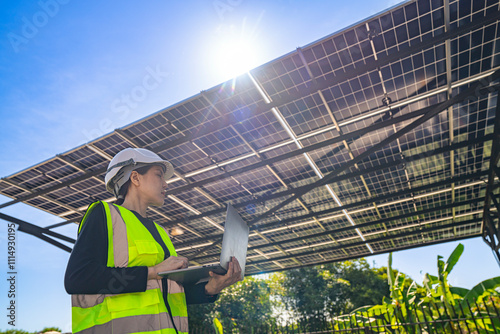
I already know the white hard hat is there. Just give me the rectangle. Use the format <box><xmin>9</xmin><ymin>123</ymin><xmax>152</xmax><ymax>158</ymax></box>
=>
<box><xmin>105</xmin><ymin>148</ymin><xmax>174</xmax><ymax>197</ymax></box>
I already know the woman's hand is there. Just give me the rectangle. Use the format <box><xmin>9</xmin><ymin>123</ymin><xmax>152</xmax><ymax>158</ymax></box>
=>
<box><xmin>204</xmin><ymin>257</ymin><xmax>242</xmax><ymax>295</ymax></box>
<box><xmin>148</xmin><ymin>256</ymin><xmax>189</xmax><ymax>280</ymax></box>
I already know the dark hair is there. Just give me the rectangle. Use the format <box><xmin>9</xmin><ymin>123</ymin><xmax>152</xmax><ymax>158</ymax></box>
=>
<box><xmin>114</xmin><ymin>165</ymin><xmax>154</xmax><ymax>205</ymax></box>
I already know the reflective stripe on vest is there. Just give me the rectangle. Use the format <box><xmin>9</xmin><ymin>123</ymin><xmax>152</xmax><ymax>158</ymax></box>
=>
<box><xmin>71</xmin><ymin>201</ymin><xmax>188</xmax><ymax>334</ymax></box>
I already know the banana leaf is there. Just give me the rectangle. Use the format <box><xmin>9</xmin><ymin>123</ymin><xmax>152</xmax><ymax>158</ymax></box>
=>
<box><xmin>462</xmin><ymin>276</ymin><xmax>500</xmax><ymax>305</ymax></box>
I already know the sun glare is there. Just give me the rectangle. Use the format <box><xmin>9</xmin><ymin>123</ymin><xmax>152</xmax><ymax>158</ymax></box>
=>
<box><xmin>209</xmin><ymin>17</ymin><xmax>263</xmax><ymax>81</ymax></box>
<box><xmin>212</xmin><ymin>36</ymin><xmax>258</xmax><ymax>80</ymax></box>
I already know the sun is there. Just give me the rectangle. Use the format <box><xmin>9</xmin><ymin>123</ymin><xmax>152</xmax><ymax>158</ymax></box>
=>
<box><xmin>215</xmin><ymin>38</ymin><xmax>257</xmax><ymax>79</ymax></box>
<box><xmin>209</xmin><ymin>19</ymin><xmax>262</xmax><ymax>80</ymax></box>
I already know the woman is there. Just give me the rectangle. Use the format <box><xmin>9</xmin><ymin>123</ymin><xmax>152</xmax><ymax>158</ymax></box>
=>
<box><xmin>65</xmin><ymin>147</ymin><xmax>242</xmax><ymax>334</ymax></box>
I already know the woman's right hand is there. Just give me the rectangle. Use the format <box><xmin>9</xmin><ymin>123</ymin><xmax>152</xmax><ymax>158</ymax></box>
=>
<box><xmin>148</xmin><ymin>256</ymin><xmax>189</xmax><ymax>280</ymax></box>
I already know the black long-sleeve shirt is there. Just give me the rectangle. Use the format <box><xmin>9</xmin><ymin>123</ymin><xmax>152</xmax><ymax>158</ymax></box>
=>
<box><xmin>65</xmin><ymin>202</ymin><xmax>216</xmax><ymax>304</ymax></box>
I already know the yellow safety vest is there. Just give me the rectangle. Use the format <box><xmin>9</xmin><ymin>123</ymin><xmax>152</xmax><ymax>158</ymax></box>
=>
<box><xmin>71</xmin><ymin>201</ymin><xmax>188</xmax><ymax>334</ymax></box>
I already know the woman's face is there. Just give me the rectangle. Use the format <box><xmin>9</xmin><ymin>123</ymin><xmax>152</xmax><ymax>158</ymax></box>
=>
<box><xmin>136</xmin><ymin>165</ymin><xmax>167</xmax><ymax>207</ymax></box>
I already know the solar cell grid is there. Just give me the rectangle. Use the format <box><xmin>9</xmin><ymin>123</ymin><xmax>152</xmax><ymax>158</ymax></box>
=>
<box><xmin>286</xmin><ymin>222</ymin><xmax>329</xmax><ymax>237</ymax></box>
<box><xmin>201</xmin><ymin>179</ymin><xmax>253</xmax><ymax>204</ymax></box>
<box><xmin>455</xmin><ymin>220</ymin><xmax>483</xmax><ymax>235</ymax></box>
<box><xmin>233</xmin><ymin>111</ymin><xmax>291</xmax><ymax>148</ymax></box>
<box><xmin>130</xmin><ymin>126</ymin><xmax>171</xmax><ymax>147</ymax></box>
<box><xmin>0</xmin><ymin>181</ymin><xmax>13</xmax><ymax>194</ymax></box>
<box><xmin>359</xmin><ymin>224</ymin><xmax>387</xmax><ymax>237</ymax></box>
<box><xmin>92</xmin><ymin>134</ymin><xmax>130</xmax><ymax>155</ymax></box>
<box><xmin>13</xmin><ymin>170</ymin><xmax>54</xmax><ymax>190</ymax></box>
<box><xmin>228</xmin><ymin>170</ymin><xmax>281</xmax><ymax>195</ymax></box>
<box><xmin>384</xmin><ymin>216</ymin><xmax>420</xmax><ymax>232</ymax></box>
<box><xmin>279</xmin><ymin>96</ymin><xmax>333</xmax><ymax>137</ymax></box>
<box><xmin>38</xmin><ymin>200</ymin><xmax>61</xmax><ymax>212</ymax></box>
<box><xmin>328</xmin><ymin>178</ymin><xmax>367</xmax><ymax>204</ymax></box>
<box><xmin>0</xmin><ymin>0</ymin><xmax>497</xmax><ymax>274</ymax></box>
<box><xmin>349</xmin><ymin>169</ymin><xmax>392</xmax><ymax>200</ymax></box>
<box><xmin>174</xmin><ymin>190</ymin><xmax>217</xmax><ymax>211</ymax></box>
<box><xmin>298</xmin><ymin>134</ymin><xmax>341</xmax><ymax>157</ymax></box>
<box><xmin>269</xmin><ymin>155</ymin><xmax>315</xmax><ymax>184</ymax></box>
<box><xmin>160</xmin><ymin>141</ymin><xmax>210</xmax><ymax>174</ymax></box>
<box><xmin>210</xmin><ymin>94</ymin><xmax>247</xmax><ymax>116</ymax></box>
<box><xmin>65</xmin><ymin>148</ymin><xmax>106</xmax><ymax>169</ymax></box>
<box><xmin>50</xmin><ymin>186</ymin><xmax>87</xmax><ymax>204</ymax></box>
<box><xmin>252</xmin><ymin>54</ymin><xmax>302</xmax><ymax>85</ymax></box>
<box><xmin>379</xmin><ymin>199</ymin><xmax>418</xmax><ymax>217</ymax></box>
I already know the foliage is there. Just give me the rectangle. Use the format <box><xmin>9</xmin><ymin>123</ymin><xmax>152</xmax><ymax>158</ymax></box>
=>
<box><xmin>212</xmin><ymin>318</ymin><xmax>223</xmax><ymax>333</ymax></box>
<box><xmin>188</xmin><ymin>275</ymin><xmax>277</xmax><ymax>331</ymax></box>
<box><xmin>189</xmin><ymin>247</ymin><xmax>500</xmax><ymax>333</ymax></box>
<box><xmin>0</xmin><ymin>327</ymin><xmax>62</xmax><ymax>334</ymax></box>
<box><xmin>38</xmin><ymin>328</ymin><xmax>62</xmax><ymax>333</ymax></box>
<box><xmin>280</xmin><ymin>258</ymin><xmax>390</xmax><ymax>325</ymax></box>
<box><xmin>333</xmin><ymin>243</ymin><xmax>500</xmax><ymax>333</ymax></box>
<box><xmin>189</xmin><ymin>259</ymin><xmax>390</xmax><ymax>332</ymax></box>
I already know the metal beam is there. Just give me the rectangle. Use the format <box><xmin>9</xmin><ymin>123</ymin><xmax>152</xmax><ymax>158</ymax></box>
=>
<box><xmin>0</xmin><ymin>212</ymin><xmax>75</xmax><ymax>252</ymax></box>
<box><xmin>482</xmin><ymin>89</ymin><xmax>500</xmax><ymax>265</ymax></box>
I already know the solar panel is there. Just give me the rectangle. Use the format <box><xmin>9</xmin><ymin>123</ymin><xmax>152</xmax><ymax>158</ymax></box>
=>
<box><xmin>1</xmin><ymin>0</ymin><xmax>500</xmax><ymax>273</ymax></box>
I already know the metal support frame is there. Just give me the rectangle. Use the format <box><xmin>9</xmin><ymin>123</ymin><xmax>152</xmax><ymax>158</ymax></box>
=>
<box><xmin>172</xmin><ymin>73</ymin><xmax>499</xmax><ymax>229</ymax></box>
<box><xmin>186</xmin><ymin>69</ymin><xmax>500</xmax><ymax>260</ymax></box>
<box><xmin>196</xmin><ymin>217</ymin><xmax>482</xmax><ymax>264</ymax></box>
<box><xmin>164</xmin><ymin>135</ymin><xmax>492</xmax><ymax>225</ymax></box>
<box><xmin>251</xmin><ymin>225</ymin><xmax>482</xmax><ymax>276</ymax></box>
<box><xmin>248</xmin><ymin>70</ymin><xmax>500</xmax><ymax>223</ymax></box>
<box><xmin>0</xmin><ymin>9</ymin><xmax>496</xmax><ymax>211</ymax></box>
<box><xmin>0</xmin><ymin>212</ymin><xmax>74</xmax><ymax>252</ymax></box>
<box><xmin>164</xmin><ymin>92</ymin><xmax>496</xmax><ymax>198</ymax></box>
<box><xmin>0</xmin><ymin>5</ymin><xmax>497</xmax><ymax>264</ymax></box>
<box><xmin>482</xmin><ymin>89</ymin><xmax>500</xmax><ymax>265</ymax></box>
<box><xmin>175</xmin><ymin>174</ymin><xmax>486</xmax><ymax>249</ymax></box>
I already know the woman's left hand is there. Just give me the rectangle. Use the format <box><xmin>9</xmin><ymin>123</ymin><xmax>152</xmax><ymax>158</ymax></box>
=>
<box><xmin>204</xmin><ymin>257</ymin><xmax>242</xmax><ymax>295</ymax></box>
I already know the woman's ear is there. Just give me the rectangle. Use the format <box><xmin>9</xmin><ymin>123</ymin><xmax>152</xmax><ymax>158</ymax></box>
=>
<box><xmin>129</xmin><ymin>170</ymin><xmax>141</xmax><ymax>187</ymax></box>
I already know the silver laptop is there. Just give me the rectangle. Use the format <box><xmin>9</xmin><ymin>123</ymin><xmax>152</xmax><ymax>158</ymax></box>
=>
<box><xmin>159</xmin><ymin>204</ymin><xmax>249</xmax><ymax>285</ymax></box>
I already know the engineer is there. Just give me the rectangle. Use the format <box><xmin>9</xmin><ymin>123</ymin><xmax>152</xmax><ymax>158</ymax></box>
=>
<box><xmin>65</xmin><ymin>147</ymin><xmax>242</xmax><ymax>334</ymax></box>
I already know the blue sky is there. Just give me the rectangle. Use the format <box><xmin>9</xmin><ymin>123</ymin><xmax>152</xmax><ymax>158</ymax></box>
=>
<box><xmin>0</xmin><ymin>0</ymin><xmax>499</xmax><ymax>331</ymax></box>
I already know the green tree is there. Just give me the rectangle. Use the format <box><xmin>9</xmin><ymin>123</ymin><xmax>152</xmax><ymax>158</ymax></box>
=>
<box><xmin>340</xmin><ymin>260</ymin><xmax>390</xmax><ymax>309</ymax></box>
<box><xmin>0</xmin><ymin>327</ymin><xmax>62</xmax><ymax>334</ymax></box>
<box><xmin>280</xmin><ymin>258</ymin><xmax>390</xmax><ymax>327</ymax></box>
<box><xmin>188</xmin><ymin>276</ymin><xmax>277</xmax><ymax>332</ymax></box>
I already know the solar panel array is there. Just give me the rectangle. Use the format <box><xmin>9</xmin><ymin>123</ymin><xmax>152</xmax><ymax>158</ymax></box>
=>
<box><xmin>1</xmin><ymin>0</ymin><xmax>499</xmax><ymax>274</ymax></box>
